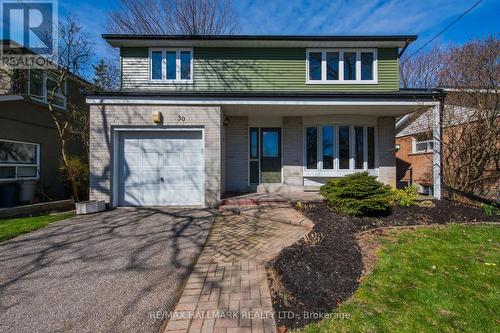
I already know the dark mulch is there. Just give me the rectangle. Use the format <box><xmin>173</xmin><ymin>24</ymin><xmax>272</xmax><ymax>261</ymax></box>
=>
<box><xmin>267</xmin><ymin>199</ymin><xmax>499</xmax><ymax>329</ymax></box>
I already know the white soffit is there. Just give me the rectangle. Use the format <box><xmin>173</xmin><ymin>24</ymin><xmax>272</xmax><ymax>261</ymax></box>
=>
<box><xmin>107</xmin><ymin>39</ymin><xmax>409</xmax><ymax>48</ymax></box>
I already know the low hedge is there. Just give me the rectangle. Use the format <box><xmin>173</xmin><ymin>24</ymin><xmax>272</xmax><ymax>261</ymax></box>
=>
<box><xmin>320</xmin><ymin>172</ymin><xmax>393</xmax><ymax>216</ymax></box>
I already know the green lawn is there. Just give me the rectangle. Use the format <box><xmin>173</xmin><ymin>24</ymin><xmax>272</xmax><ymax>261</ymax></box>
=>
<box><xmin>0</xmin><ymin>213</ymin><xmax>74</xmax><ymax>242</ymax></box>
<box><xmin>301</xmin><ymin>224</ymin><xmax>500</xmax><ymax>333</ymax></box>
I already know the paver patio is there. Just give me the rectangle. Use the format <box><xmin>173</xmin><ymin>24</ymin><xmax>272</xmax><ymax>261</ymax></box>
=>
<box><xmin>164</xmin><ymin>208</ymin><xmax>311</xmax><ymax>333</ymax></box>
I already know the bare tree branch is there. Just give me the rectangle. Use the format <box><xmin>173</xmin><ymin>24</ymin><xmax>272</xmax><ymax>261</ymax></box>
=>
<box><xmin>107</xmin><ymin>0</ymin><xmax>239</xmax><ymax>34</ymax></box>
<box><xmin>405</xmin><ymin>36</ymin><xmax>499</xmax><ymax>201</ymax></box>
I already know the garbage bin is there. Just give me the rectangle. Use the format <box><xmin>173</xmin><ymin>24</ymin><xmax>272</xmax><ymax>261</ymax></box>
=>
<box><xmin>18</xmin><ymin>180</ymin><xmax>36</xmax><ymax>204</ymax></box>
<box><xmin>0</xmin><ymin>182</ymin><xmax>18</xmax><ymax>208</ymax></box>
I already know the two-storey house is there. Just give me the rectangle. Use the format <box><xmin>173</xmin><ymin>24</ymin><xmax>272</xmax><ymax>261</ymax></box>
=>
<box><xmin>0</xmin><ymin>40</ymin><xmax>90</xmax><ymax>207</ymax></box>
<box><xmin>85</xmin><ymin>35</ymin><xmax>444</xmax><ymax>207</ymax></box>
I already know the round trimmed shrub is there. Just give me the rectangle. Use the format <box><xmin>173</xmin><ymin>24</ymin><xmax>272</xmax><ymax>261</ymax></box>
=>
<box><xmin>320</xmin><ymin>172</ymin><xmax>394</xmax><ymax>216</ymax></box>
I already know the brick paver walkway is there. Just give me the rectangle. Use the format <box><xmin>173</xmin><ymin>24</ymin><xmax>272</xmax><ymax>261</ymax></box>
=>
<box><xmin>164</xmin><ymin>209</ymin><xmax>310</xmax><ymax>333</ymax></box>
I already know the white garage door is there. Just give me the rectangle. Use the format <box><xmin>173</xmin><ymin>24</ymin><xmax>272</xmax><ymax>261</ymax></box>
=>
<box><xmin>119</xmin><ymin>131</ymin><xmax>204</xmax><ymax>206</ymax></box>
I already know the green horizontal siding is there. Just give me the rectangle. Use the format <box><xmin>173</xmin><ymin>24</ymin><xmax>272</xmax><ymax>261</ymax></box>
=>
<box><xmin>121</xmin><ymin>47</ymin><xmax>399</xmax><ymax>91</ymax></box>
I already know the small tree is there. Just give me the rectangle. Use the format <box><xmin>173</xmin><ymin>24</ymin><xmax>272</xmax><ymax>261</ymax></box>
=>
<box><xmin>45</xmin><ymin>16</ymin><xmax>94</xmax><ymax>201</ymax></box>
<box><xmin>92</xmin><ymin>59</ymin><xmax>120</xmax><ymax>91</ymax></box>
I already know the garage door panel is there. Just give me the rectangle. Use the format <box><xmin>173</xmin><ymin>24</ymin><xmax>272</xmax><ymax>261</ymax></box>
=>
<box><xmin>123</xmin><ymin>189</ymin><xmax>143</xmax><ymax>206</ymax></box>
<box><xmin>184</xmin><ymin>170</ymin><xmax>203</xmax><ymax>187</ymax></box>
<box><xmin>163</xmin><ymin>171</ymin><xmax>184</xmax><ymax>185</ymax></box>
<box><xmin>123</xmin><ymin>139</ymin><xmax>142</xmax><ymax>152</ymax></box>
<box><xmin>183</xmin><ymin>190</ymin><xmax>202</xmax><ymax>205</ymax></box>
<box><xmin>142</xmin><ymin>140</ymin><xmax>165</xmax><ymax>153</ymax></box>
<box><xmin>142</xmin><ymin>152</ymin><xmax>163</xmax><ymax>167</ymax></box>
<box><xmin>164</xmin><ymin>152</ymin><xmax>182</xmax><ymax>167</ymax></box>
<box><xmin>164</xmin><ymin>139</ymin><xmax>187</xmax><ymax>151</ymax></box>
<box><xmin>123</xmin><ymin>150</ymin><xmax>142</xmax><ymax>167</ymax></box>
<box><xmin>142</xmin><ymin>189</ymin><xmax>164</xmax><ymax>206</ymax></box>
<box><xmin>182</xmin><ymin>152</ymin><xmax>203</xmax><ymax>166</ymax></box>
<box><xmin>119</xmin><ymin>130</ymin><xmax>204</xmax><ymax>206</ymax></box>
<box><xmin>142</xmin><ymin>169</ymin><xmax>162</xmax><ymax>186</ymax></box>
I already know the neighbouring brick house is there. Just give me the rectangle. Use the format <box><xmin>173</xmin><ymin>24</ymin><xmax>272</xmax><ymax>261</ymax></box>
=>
<box><xmin>396</xmin><ymin>94</ymin><xmax>499</xmax><ymax>200</ymax></box>
<box><xmin>85</xmin><ymin>34</ymin><xmax>444</xmax><ymax>207</ymax></box>
<box><xmin>396</xmin><ymin>112</ymin><xmax>435</xmax><ymax>195</ymax></box>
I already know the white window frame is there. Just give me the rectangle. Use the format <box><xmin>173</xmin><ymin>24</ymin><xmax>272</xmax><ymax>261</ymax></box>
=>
<box><xmin>303</xmin><ymin>125</ymin><xmax>378</xmax><ymax>177</ymax></box>
<box><xmin>28</xmin><ymin>69</ymin><xmax>67</xmax><ymax>110</ymax></box>
<box><xmin>0</xmin><ymin>139</ymin><xmax>40</xmax><ymax>182</ymax></box>
<box><xmin>412</xmin><ymin>138</ymin><xmax>434</xmax><ymax>154</ymax></box>
<box><xmin>149</xmin><ymin>48</ymin><xmax>194</xmax><ymax>83</ymax></box>
<box><xmin>306</xmin><ymin>48</ymin><xmax>378</xmax><ymax>84</ymax></box>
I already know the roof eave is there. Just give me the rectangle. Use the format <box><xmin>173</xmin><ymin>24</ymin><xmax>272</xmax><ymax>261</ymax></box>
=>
<box><xmin>102</xmin><ymin>34</ymin><xmax>417</xmax><ymax>49</ymax></box>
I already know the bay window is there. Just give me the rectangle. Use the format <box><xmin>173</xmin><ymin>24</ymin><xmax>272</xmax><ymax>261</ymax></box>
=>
<box><xmin>0</xmin><ymin>139</ymin><xmax>39</xmax><ymax>181</ymax></box>
<box><xmin>322</xmin><ymin>126</ymin><xmax>334</xmax><ymax>169</ymax></box>
<box><xmin>150</xmin><ymin>48</ymin><xmax>193</xmax><ymax>83</ymax></box>
<box><xmin>367</xmin><ymin>127</ymin><xmax>375</xmax><ymax>169</ymax></box>
<box><xmin>339</xmin><ymin>126</ymin><xmax>350</xmax><ymax>169</ymax></box>
<box><xmin>305</xmin><ymin>125</ymin><xmax>377</xmax><ymax>174</ymax></box>
<box><xmin>354</xmin><ymin>126</ymin><xmax>364</xmax><ymax>169</ymax></box>
<box><xmin>306</xmin><ymin>49</ymin><xmax>377</xmax><ymax>83</ymax></box>
<box><xmin>306</xmin><ymin>127</ymin><xmax>318</xmax><ymax>169</ymax></box>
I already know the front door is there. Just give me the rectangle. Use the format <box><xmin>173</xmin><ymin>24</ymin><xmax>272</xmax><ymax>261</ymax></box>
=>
<box><xmin>260</xmin><ymin>128</ymin><xmax>281</xmax><ymax>183</ymax></box>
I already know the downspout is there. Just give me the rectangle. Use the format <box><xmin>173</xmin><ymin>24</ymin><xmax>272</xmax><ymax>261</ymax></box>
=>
<box><xmin>398</xmin><ymin>39</ymin><xmax>412</xmax><ymax>58</ymax></box>
<box><xmin>439</xmin><ymin>92</ymin><xmax>445</xmax><ymax>198</ymax></box>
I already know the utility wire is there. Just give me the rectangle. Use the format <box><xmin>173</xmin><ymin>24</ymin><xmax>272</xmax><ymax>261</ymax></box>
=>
<box><xmin>402</xmin><ymin>0</ymin><xmax>483</xmax><ymax>63</ymax></box>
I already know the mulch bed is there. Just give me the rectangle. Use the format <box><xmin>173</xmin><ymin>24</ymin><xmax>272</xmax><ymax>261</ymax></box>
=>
<box><xmin>267</xmin><ymin>199</ymin><xmax>499</xmax><ymax>330</ymax></box>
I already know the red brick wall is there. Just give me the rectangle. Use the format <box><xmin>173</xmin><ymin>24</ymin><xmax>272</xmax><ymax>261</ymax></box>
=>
<box><xmin>396</xmin><ymin>135</ymin><xmax>433</xmax><ymax>188</ymax></box>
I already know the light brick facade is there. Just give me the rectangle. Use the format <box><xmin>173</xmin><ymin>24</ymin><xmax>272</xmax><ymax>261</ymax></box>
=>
<box><xmin>224</xmin><ymin>116</ymin><xmax>249</xmax><ymax>192</ymax></box>
<box><xmin>377</xmin><ymin>116</ymin><xmax>397</xmax><ymax>187</ymax></box>
<box><xmin>89</xmin><ymin>104</ymin><xmax>222</xmax><ymax>206</ymax></box>
<box><xmin>282</xmin><ymin>117</ymin><xmax>304</xmax><ymax>187</ymax></box>
<box><xmin>89</xmin><ymin>106</ymin><xmax>398</xmax><ymax>206</ymax></box>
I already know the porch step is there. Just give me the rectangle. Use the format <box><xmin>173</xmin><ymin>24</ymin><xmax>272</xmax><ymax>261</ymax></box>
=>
<box><xmin>219</xmin><ymin>197</ymin><xmax>290</xmax><ymax>209</ymax></box>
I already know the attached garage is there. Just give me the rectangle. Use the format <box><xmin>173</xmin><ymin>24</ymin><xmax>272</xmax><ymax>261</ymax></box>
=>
<box><xmin>117</xmin><ymin>130</ymin><xmax>204</xmax><ymax>206</ymax></box>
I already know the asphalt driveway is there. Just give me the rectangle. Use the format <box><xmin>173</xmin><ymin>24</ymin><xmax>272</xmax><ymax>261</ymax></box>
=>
<box><xmin>0</xmin><ymin>208</ymin><xmax>215</xmax><ymax>333</ymax></box>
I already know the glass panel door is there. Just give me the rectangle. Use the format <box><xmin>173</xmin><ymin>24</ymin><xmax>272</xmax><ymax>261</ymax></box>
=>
<box><xmin>260</xmin><ymin>128</ymin><xmax>281</xmax><ymax>183</ymax></box>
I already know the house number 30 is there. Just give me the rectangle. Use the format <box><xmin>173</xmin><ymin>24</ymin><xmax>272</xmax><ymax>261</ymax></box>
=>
<box><xmin>178</xmin><ymin>115</ymin><xmax>186</xmax><ymax>122</ymax></box>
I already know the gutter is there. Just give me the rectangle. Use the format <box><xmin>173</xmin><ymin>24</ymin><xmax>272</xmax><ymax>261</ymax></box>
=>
<box><xmin>83</xmin><ymin>90</ymin><xmax>445</xmax><ymax>101</ymax></box>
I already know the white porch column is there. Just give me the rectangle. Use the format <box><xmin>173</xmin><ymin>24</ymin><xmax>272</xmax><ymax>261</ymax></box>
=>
<box><xmin>433</xmin><ymin>103</ymin><xmax>441</xmax><ymax>199</ymax></box>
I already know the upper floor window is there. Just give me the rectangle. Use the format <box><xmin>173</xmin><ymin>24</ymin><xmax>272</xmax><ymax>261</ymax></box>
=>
<box><xmin>150</xmin><ymin>48</ymin><xmax>193</xmax><ymax>83</ymax></box>
<box><xmin>306</xmin><ymin>49</ymin><xmax>377</xmax><ymax>84</ymax></box>
<box><xmin>28</xmin><ymin>69</ymin><xmax>67</xmax><ymax>109</ymax></box>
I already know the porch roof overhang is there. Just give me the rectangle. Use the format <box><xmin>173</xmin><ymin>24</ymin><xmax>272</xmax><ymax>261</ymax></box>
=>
<box><xmin>85</xmin><ymin>89</ymin><xmax>444</xmax><ymax>117</ymax></box>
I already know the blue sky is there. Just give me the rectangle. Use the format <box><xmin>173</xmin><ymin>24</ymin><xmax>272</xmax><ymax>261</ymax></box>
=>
<box><xmin>56</xmin><ymin>0</ymin><xmax>499</xmax><ymax>78</ymax></box>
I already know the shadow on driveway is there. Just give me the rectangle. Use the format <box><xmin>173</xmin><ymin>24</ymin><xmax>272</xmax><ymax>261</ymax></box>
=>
<box><xmin>0</xmin><ymin>207</ymin><xmax>216</xmax><ymax>333</ymax></box>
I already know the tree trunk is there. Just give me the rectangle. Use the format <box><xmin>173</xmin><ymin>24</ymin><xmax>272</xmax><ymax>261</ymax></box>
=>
<box><xmin>60</xmin><ymin>137</ymin><xmax>80</xmax><ymax>202</ymax></box>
